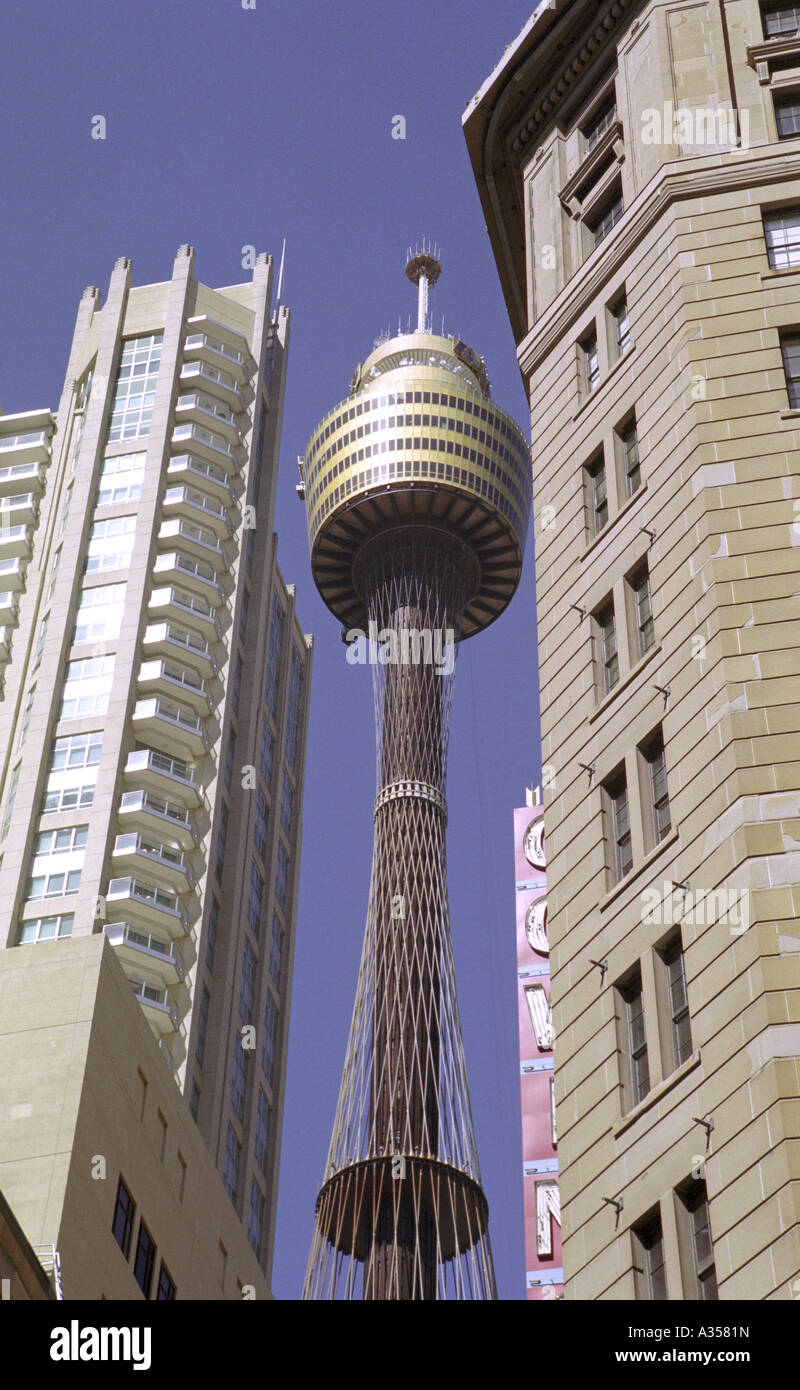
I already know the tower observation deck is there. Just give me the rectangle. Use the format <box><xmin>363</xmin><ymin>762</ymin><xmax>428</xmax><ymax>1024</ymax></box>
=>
<box><xmin>302</xmin><ymin>248</ymin><xmax>531</xmax><ymax>1299</ymax></box>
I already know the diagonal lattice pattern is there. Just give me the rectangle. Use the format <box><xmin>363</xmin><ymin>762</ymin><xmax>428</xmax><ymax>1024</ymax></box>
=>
<box><xmin>303</xmin><ymin>532</ymin><xmax>496</xmax><ymax>1299</ymax></box>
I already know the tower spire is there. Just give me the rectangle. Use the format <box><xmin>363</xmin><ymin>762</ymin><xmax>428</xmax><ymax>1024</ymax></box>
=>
<box><xmin>405</xmin><ymin>237</ymin><xmax>441</xmax><ymax>333</ymax></box>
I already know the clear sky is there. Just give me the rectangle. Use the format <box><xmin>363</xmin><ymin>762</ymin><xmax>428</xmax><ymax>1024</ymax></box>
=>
<box><xmin>1</xmin><ymin>0</ymin><xmax>541</xmax><ymax>1298</ymax></box>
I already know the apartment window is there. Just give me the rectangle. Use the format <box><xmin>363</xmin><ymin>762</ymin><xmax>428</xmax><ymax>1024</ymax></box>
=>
<box><xmin>633</xmin><ymin>1210</ymin><xmax>667</xmax><ymax>1300</ymax></box>
<box><xmin>659</xmin><ymin>933</ymin><xmax>692</xmax><ymax>1068</ymax></box>
<box><xmin>223</xmin><ymin>729</ymin><xmax>235</xmax><ymax>792</ymax></box>
<box><xmin>677</xmin><ymin>1180</ymin><xmax>718</xmax><ymax>1299</ymax></box>
<box><xmin>775</xmin><ymin>94</ymin><xmax>800</xmax><ymax>138</ymax></box>
<box><xmin>586</xmin><ymin>454</ymin><xmax>607</xmax><ymax>535</ymax></box>
<box><xmin>205</xmin><ymin>896</ymin><xmax>219</xmax><ymax>971</ymax></box>
<box><xmin>155</xmin><ymin>1262</ymin><xmax>176</xmax><ymax>1300</ymax></box>
<box><xmin>239</xmin><ymin>586</ymin><xmax>250</xmax><ymax>643</ymax></box>
<box><xmin>620</xmin><ymin>969</ymin><xmax>650</xmax><ymax>1106</ymax></box>
<box><xmin>254</xmin><ymin>790</ymin><xmax>269</xmax><ymax>862</ymax></box>
<box><xmin>630</xmin><ymin>565</ymin><xmax>654</xmax><ymax>657</ymax></box>
<box><xmin>780</xmin><ymin>334</ymin><xmax>800</xmax><ymax>406</ymax></box>
<box><xmin>247</xmin><ymin>863</ymin><xmax>264</xmax><ymax>937</ymax></box>
<box><xmin>60</xmin><ymin>655</ymin><xmax>115</xmax><ymax>719</ymax></box>
<box><xmin>580</xmin><ymin>332</ymin><xmax>600</xmax><ymax>395</ymax></box>
<box><xmin>112</xmin><ymin>1177</ymin><xmax>135</xmax><ymax>1258</ymax></box>
<box><xmin>248</xmin><ymin>1179</ymin><xmax>265</xmax><ymax>1259</ymax></box>
<box><xmin>254</xmin><ymin>1089</ymin><xmax>271</xmax><ymax>1174</ymax></box>
<box><xmin>16</xmin><ymin>913</ymin><xmax>74</xmax><ymax>945</ymax></box>
<box><xmin>96</xmin><ymin>451</ymin><xmax>146</xmax><ymax>506</ymax></box>
<box><xmin>618</xmin><ymin>417</ymin><xmax>641</xmax><ymax>496</ymax></box>
<box><xmin>251</xmin><ymin>402</ymin><xmax>267</xmax><ymax>507</ymax></box>
<box><xmin>583</xmin><ymin>94</ymin><xmax>617</xmax><ymax>152</ymax></box>
<box><xmin>0</xmin><ymin>764</ymin><xmax>20</xmax><ymax>842</ymax></box>
<box><xmin>196</xmin><ymin>985</ymin><xmax>210</xmax><ymax>1066</ymax></box>
<box><xmin>605</xmin><ymin>772</ymin><xmax>633</xmax><ymax>881</ymax></box>
<box><xmin>611</xmin><ymin>295</ymin><xmax>631</xmax><ymax>357</ymax></box>
<box><xmin>269</xmin><ymin>914</ymin><xmax>284</xmax><ymax>989</ymax></box>
<box><xmin>223</xmin><ymin>1125</ymin><xmax>240</xmax><ymax>1205</ymax></box>
<box><xmin>275</xmin><ymin>842</ymin><xmax>290</xmax><ymax>912</ymax></box>
<box><xmin>643</xmin><ymin>732</ymin><xmax>671</xmax><ymax>845</ymax></box>
<box><xmin>259</xmin><ymin>717</ymin><xmax>275</xmax><ymax>787</ymax></box>
<box><xmin>231</xmin><ymin>653</ymin><xmax>243</xmax><ymax>716</ymax></box>
<box><xmin>239</xmin><ymin>939</ymin><xmax>257</xmax><ymax>1022</ymax></box>
<box><xmin>133</xmin><ymin>1220</ymin><xmax>156</xmax><ymax>1297</ymax></box>
<box><xmin>215</xmin><ymin>800</ymin><xmax>229</xmax><ymax>883</ymax></box>
<box><xmin>31</xmin><ymin>615</ymin><xmax>48</xmax><ymax>671</ymax></box>
<box><xmin>280</xmin><ymin>770</ymin><xmax>294</xmax><ymax>837</ymax></box>
<box><xmin>763</xmin><ymin>2</ymin><xmax>800</xmax><ymax>34</ymax></box>
<box><xmin>74</xmin><ymin>582</ymin><xmax>126</xmax><ymax>644</ymax></box>
<box><xmin>764</xmin><ymin>206</ymin><xmax>800</xmax><ymax>269</ymax></box>
<box><xmin>33</xmin><ymin>826</ymin><xmax>88</xmax><ymax>857</ymax></box>
<box><xmin>157</xmin><ymin>1110</ymin><xmax>167</xmax><ymax>1162</ymax></box>
<box><xmin>231</xmin><ymin>1035</ymin><xmax>249</xmax><ymax>1122</ymax></box>
<box><xmin>107</xmin><ymin>334</ymin><xmax>162</xmax><ymax>443</ymax></box>
<box><xmin>285</xmin><ymin>646</ymin><xmax>305</xmax><ymax>771</ymax></box>
<box><xmin>244</xmin><ymin>527</ymin><xmax>255</xmax><ymax>577</ymax></box>
<box><xmin>264</xmin><ymin>592</ymin><xmax>286</xmax><ymax>717</ymax></box>
<box><xmin>589</xmin><ymin>187</ymin><xmax>624</xmax><ymax>247</ymax></box>
<box><xmin>25</xmin><ymin>869</ymin><xmax>81</xmax><ymax>901</ymax></box>
<box><xmin>595</xmin><ymin>602</ymin><xmax>619</xmax><ymax>694</ymax></box>
<box><xmin>189</xmin><ymin>1080</ymin><xmax>200</xmax><ymax>1120</ymax></box>
<box><xmin>85</xmin><ymin>515</ymin><xmax>136</xmax><ymax>573</ymax></box>
<box><xmin>18</xmin><ymin>685</ymin><xmax>36</xmax><ymax>748</ymax></box>
<box><xmin>49</xmin><ymin>731</ymin><xmax>102</xmax><ymax>773</ymax></box>
<box><xmin>262</xmin><ymin>994</ymin><xmax>278</xmax><ymax>1082</ymax></box>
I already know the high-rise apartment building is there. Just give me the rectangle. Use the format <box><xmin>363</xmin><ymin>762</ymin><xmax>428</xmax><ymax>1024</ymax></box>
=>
<box><xmin>466</xmin><ymin>1</ymin><xmax>800</xmax><ymax>1298</ymax></box>
<box><xmin>0</xmin><ymin>247</ymin><xmax>311</xmax><ymax>1296</ymax></box>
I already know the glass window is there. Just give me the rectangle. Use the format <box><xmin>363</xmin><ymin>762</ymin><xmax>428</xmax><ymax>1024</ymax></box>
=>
<box><xmin>239</xmin><ymin>939</ymin><xmax>257</xmax><ymax>1022</ymax></box>
<box><xmin>16</xmin><ymin>913</ymin><xmax>74</xmax><ymax>945</ymax></box>
<box><xmin>60</xmin><ymin>655</ymin><xmax>115</xmax><ymax>719</ymax></box>
<box><xmin>231</xmin><ymin>1035</ymin><xmax>249</xmax><ymax>1122</ymax></box>
<box><xmin>205</xmin><ymin>897</ymin><xmax>219</xmax><ymax>971</ymax></box>
<box><xmin>223</xmin><ymin>729</ymin><xmax>235</xmax><ymax>793</ymax></box>
<box><xmin>247</xmin><ymin>863</ymin><xmax>264</xmax><ymax>938</ymax></box>
<box><xmin>619</xmin><ymin>418</ymin><xmax>640</xmax><ymax>496</ymax></box>
<box><xmin>261</xmin><ymin>994</ymin><xmax>278</xmax><ymax>1082</ymax></box>
<box><xmin>96</xmin><ymin>451</ymin><xmax>146</xmax><ymax>506</ymax></box>
<box><xmin>775</xmin><ymin>95</ymin><xmax>800</xmax><ymax>139</ymax></box>
<box><xmin>254</xmin><ymin>790</ymin><xmax>268</xmax><ymax>862</ymax></box>
<box><xmin>591</xmin><ymin>190</ymin><xmax>625</xmax><ymax>247</ymax></box>
<box><xmin>263</xmin><ymin>592</ymin><xmax>286</xmax><ymax>718</ymax></box>
<box><xmin>612</xmin><ymin>296</ymin><xmax>630</xmax><ymax>356</ymax></box>
<box><xmin>112</xmin><ymin>1176</ymin><xmax>135</xmax><ymax>1258</ymax></box>
<box><xmin>25</xmin><ymin>870</ymin><xmax>82</xmax><ymax>901</ymax></box>
<box><xmin>107</xmin><ymin>335</ymin><xmax>163</xmax><ymax>443</ymax></box>
<box><xmin>764</xmin><ymin>206</ymin><xmax>800</xmax><ymax>269</ymax></box>
<box><xmin>248</xmin><ymin>1178</ymin><xmax>265</xmax><ymax>1259</ymax></box>
<box><xmin>587</xmin><ymin>455</ymin><xmax>607</xmax><ymax>534</ymax></box>
<box><xmin>254</xmin><ymin>1089</ymin><xmax>271</xmax><ymax>1174</ymax></box>
<box><xmin>155</xmin><ymin>1262</ymin><xmax>176</xmax><ymax>1300</ymax></box>
<box><xmin>608</xmin><ymin>775</ymin><xmax>632</xmax><ymax>881</ymax></box>
<box><xmin>634</xmin><ymin>1212</ymin><xmax>666</xmax><ymax>1300</ymax></box>
<box><xmin>583</xmin><ymin>95</ymin><xmax>617</xmax><ymax>151</ymax></box>
<box><xmin>285</xmin><ymin>646</ymin><xmax>305</xmax><ymax>771</ymax></box>
<box><xmin>679</xmin><ymin>1181</ymin><xmax>718</xmax><ymax>1300</ymax></box>
<box><xmin>646</xmin><ymin>737</ymin><xmax>671</xmax><ymax>843</ymax></box>
<box><xmin>622</xmin><ymin>970</ymin><xmax>650</xmax><ymax>1105</ymax></box>
<box><xmin>269</xmin><ymin>914</ymin><xmax>284</xmax><ymax>990</ymax></box>
<box><xmin>215</xmin><ymin>800</ymin><xmax>229</xmax><ymax>883</ymax></box>
<box><xmin>662</xmin><ymin>936</ymin><xmax>692</xmax><ymax>1067</ymax></box>
<box><xmin>582</xmin><ymin>335</ymin><xmax>600</xmax><ymax>394</ymax></box>
<box><xmin>763</xmin><ymin>2</ymin><xmax>800</xmax><ymax>34</ymax></box>
<box><xmin>259</xmin><ymin>718</ymin><xmax>275</xmax><ymax>787</ymax></box>
<box><xmin>631</xmin><ymin>567</ymin><xmax>655</xmax><ymax>656</ymax></box>
<box><xmin>49</xmin><ymin>731</ymin><xmax>103</xmax><ymax>772</ymax></box>
<box><xmin>223</xmin><ymin>1125</ymin><xmax>240</xmax><ymax>1205</ymax></box>
<box><xmin>74</xmin><ymin>582</ymin><xmax>126</xmax><ymax>644</ymax></box>
<box><xmin>275</xmin><ymin>843</ymin><xmax>290</xmax><ymax>913</ymax></box>
<box><xmin>133</xmin><ymin>1220</ymin><xmax>156</xmax><ymax>1297</ymax></box>
<box><xmin>280</xmin><ymin>770</ymin><xmax>294</xmax><ymax>837</ymax></box>
<box><xmin>780</xmin><ymin>334</ymin><xmax>800</xmax><ymax>407</ymax></box>
<box><xmin>85</xmin><ymin>516</ymin><xmax>136</xmax><ymax>573</ymax></box>
<box><xmin>597</xmin><ymin>603</ymin><xmax>618</xmax><ymax>694</ymax></box>
<box><xmin>196</xmin><ymin>985</ymin><xmax>210</xmax><ymax>1066</ymax></box>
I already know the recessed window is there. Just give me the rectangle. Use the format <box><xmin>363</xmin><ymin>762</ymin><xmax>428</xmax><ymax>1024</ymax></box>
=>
<box><xmin>589</xmin><ymin>187</ymin><xmax>624</xmax><ymax>247</ymax></box>
<box><xmin>775</xmin><ymin>94</ymin><xmax>800</xmax><ymax>138</ymax></box>
<box><xmin>620</xmin><ymin>968</ymin><xmax>650</xmax><ymax>1105</ymax></box>
<box><xmin>629</xmin><ymin>564</ymin><xmax>655</xmax><ymax>657</ymax></box>
<box><xmin>133</xmin><ymin>1220</ymin><xmax>156</xmax><ymax>1297</ymax></box>
<box><xmin>248</xmin><ymin>1178</ymin><xmax>265</xmax><ymax>1259</ymax></box>
<box><xmin>611</xmin><ymin>295</ymin><xmax>631</xmax><ymax>357</ymax></box>
<box><xmin>195</xmin><ymin>985</ymin><xmax>209</xmax><ymax>1066</ymax></box>
<box><xmin>156</xmin><ymin>1262</ymin><xmax>176</xmax><ymax>1301</ymax></box>
<box><xmin>658</xmin><ymin>932</ymin><xmax>692</xmax><ymax>1068</ymax></box>
<box><xmin>223</xmin><ymin>1125</ymin><xmax>241</xmax><ymax>1206</ymax></box>
<box><xmin>780</xmin><ymin>333</ymin><xmax>800</xmax><ymax>406</ymax></box>
<box><xmin>582</xmin><ymin>94</ymin><xmax>617</xmax><ymax>152</ymax></box>
<box><xmin>112</xmin><ymin>1177</ymin><xmax>135</xmax><ymax>1258</ymax></box>
<box><xmin>16</xmin><ymin>912</ymin><xmax>74</xmax><ymax>945</ymax></box>
<box><xmin>580</xmin><ymin>331</ymin><xmax>600</xmax><ymax>396</ymax></box>
<box><xmin>642</xmin><ymin>731</ymin><xmax>671</xmax><ymax>846</ymax></box>
<box><xmin>632</xmin><ymin>1209</ymin><xmax>667</xmax><ymax>1299</ymax></box>
<box><xmin>676</xmin><ymin>1180</ymin><xmax>718</xmax><ymax>1300</ymax></box>
<box><xmin>764</xmin><ymin>206</ymin><xmax>800</xmax><ymax>268</ymax></box>
<box><xmin>586</xmin><ymin>453</ymin><xmax>608</xmax><ymax>535</ymax></box>
<box><xmin>594</xmin><ymin>602</ymin><xmax>619</xmax><ymax>695</ymax></box>
<box><xmin>763</xmin><ymin>2</ymin><xmax>800</xmax><ymax>37</ymax></box>
<box><xmin>605</xmin><ymin>772</ymin><xmax>633</xmax><ymax>882</ymax></box>
<box><xmin>617</xmin><ymin>416</ymin><xmax>641</xmax><ymax>496</ymax></box>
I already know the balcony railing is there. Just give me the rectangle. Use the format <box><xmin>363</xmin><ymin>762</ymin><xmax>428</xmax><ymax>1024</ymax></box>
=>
<box><xmin>166</xmin><ymin>453</ymin><xmax>233</xmax><ymax>501</ymax></box>
<box><xmin>143</xmin><ymin>620</ymin><xmax>217</xmax><ymax>670</ymax></box>
<box><xmin>105</xmin><ymin>920</ymin><xmax>187</xmax><ymax>979</ymax></box>
<box><xmin>176</xmin><ymin>391</ymin><xmax>237</xmax><ymax>430</ymax></box>
<box><xmin>112</xmin><ymin>832</ymin><xmax>193</xmax><ymax>884</ymax></box>
<box><xmin>118</xmin><ymin>789</ymin><xmax>198</xmax><ymax>841</ymax></box>
<box><xmin>152</xmin><ymin>553</ymin><xmax>223</xmax><ymax>603</ymax></box>
<box><xmin>123</xmin><ymin>748</ymin><xmax>209</xmax><ymax>813</ymax></box>
<box><xmin>0</xmin><ymin>430</ymin><xmax>50</xmax><ymax>452</ymax></box>
<box><xmin>184</xmin><ymin>331</ymin><xmax>246</xmax><ymax>367</ymax></box>
<box><xmin>108</xmin><ymin>875</ymin><xmax>187</xmax><ymax>925</ymax></box>
<box><xmin>171</xmin><ymin>423</ymin><xmax>240</xmax><ymax>468</ymax></box>
<box><xmin>127</xmin><ymin>975</ymin><xmax>180</xmax><ymax>1027</ymax></box>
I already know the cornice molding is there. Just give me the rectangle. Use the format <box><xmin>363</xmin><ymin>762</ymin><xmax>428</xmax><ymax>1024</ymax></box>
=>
<box><xmin>517</xmin><ymin>145</ymin><xmax>800</xmax><ymax>380</ymax></box>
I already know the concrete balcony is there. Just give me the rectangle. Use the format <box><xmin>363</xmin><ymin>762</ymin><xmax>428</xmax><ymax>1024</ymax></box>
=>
<box><xmin>125</xmin><ymin>973</ymin><xmax>181</xmax><ymax>1034</ymax></box>
<box><xmin>157</xmin><ymin>517</ymin><xmax>229</xmax><ymax>571</ymax></box>
<box><xmin>171</xmin><ymin>422</ymin><xmax>241</xmax><ymax>473</ymax></box>
<box><xmin>166</xmin><ymin>453</ymin><xmax>234</xmax><ymax>507</ymax></box>
<box><xmin>0</xmin><ymin>492</ymin><xmax>38</xmax><ymax>526</ymax></box>
<box><xmin>0</xmin><ymin>557</ymin><xmax>26</xmax><ymax>592</ymax></box>
<box><xmin>0</xmin><ymin>460</ymin><xmax>46</xmax><ymax>497</ymax></box>
<box><xmin>174</xmin><ymin>392</ymin><xmax>241</xmax><ymax>446</ymax></box>
<box><xmin>0</xmin><ymin>526</ymin><xmax>31</xmax><ymax>560</ymax></box>
<box><xmin>0</xmin><ymin>591</ymin><xmax>19</xmax><ymax>626</ymax></box>
<box><xmin>162</xmin><ymin>484</ymin><xmax>231</xmax><ymax>539</ymax></box>
<box><xmin>142</xmin><ymin>620</ymin><xmax>218</xmax><ymax>677</ymax></box>
<box><xmin>147</xmin><ymin>585</ymin><xmax>222</xmax><ymax>643</ymax></box>
<box><xmin>123</xmin><ymin>748</ymin><xmax>209</xmax><ymax>814</ymax></box>
<box><xmin>107</xmin><ymin>876</ymin><xmax>188</xmax><ymax>938</ymax></box>
<box><xmin>152</xmin><ymin>551</ymin><xmax>223</xmax><ymax>605</ymax></box>
<box><xmin>0</xmin><ymin>430</ymin><xmax>51</xmax><ymax>466</ymax></box>
<box><xmin>105</xmin><ymin>920</ymin><xmax>188</xmax><ymax>987</ymax></box>
<box><xmin>183</xmin><ymin>323</ymin><xmax>250</xmax><ymax>383</ymax></box>
<box><xmin>179</xmin><ymin>359</ymin><xmax>244</xmax><ymax>413</ymax></box>
<box><xmin>0</xmin><ymin>626</ymin><xmax>10</xmax><ymax>662</ymax></box>
<box><xmin>118</xmin><ymin>789</ymin><xmax>199</xmax><ymax>851</ymax></box>
<box><xmin>132</xmin><ymin>696</ymin><xmax>209</xmax><ymax>758</ymax></box>
<box><xmin>137</xmin><ymin>658</ymin><xmax>212</xmax><ymax>717</ymax></box>
<box><xmin>111</xmin><ymin>832</ymin><xmax>194</xmax><ymax>892</ymax></box>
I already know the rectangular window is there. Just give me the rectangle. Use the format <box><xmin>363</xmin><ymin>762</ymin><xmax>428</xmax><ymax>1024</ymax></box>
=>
<box><xmin>590</xmin><ymin>188</ymin><xmax>625</xmax><ymax>247</ymax></box>
<box><xmin>33</xmin><ymin>825</ymin><xmax>88</xmax><ymax>857</ymax></box>
<box><xmin>96</xmin><ymin>451</ymin><xmax>146</xmax><ymax>506</ymax></box>
<box><xmin>156</xmin><ymin>1262</ymin><xmax>176</xmax><ymax>1300</ymax></box>
<box><xmin>763</xmin><ymin>2</ymin><xmax>800</xmax><ymax>35</ymax></box>
<box><xmin>633</xmin><ymin>1210</ymin><xmax>666</xmax><ymax>1300</ymax></box>
<box><xmin>275</xmin><ymin>842</ymin><xmax>290</xmax><ymax>913</ymax></box>
<box><xmin>643</xmin><ymin>732</ymin><xmax>671</xmax><ymax>845</ymax></box>
<box><xmin>618</xmin><ymin>417</ymin><xmax>641</xmax><ymax>496</ymax></box>
<box><xmin>259</xmin><ymin>717</ymin><xmax>275</xmax><ymax>787</ymax></box>
<box><xmin>586</xmin><ymin>454</ymin><xmax>607</xmax><ymax>535</ymax></box>
<box><xmin>49</xmin><ymin>730</ymin><xmax>103</xmax><ymax>772</ymax></box>
<box><xmin>264</xmin><ymin>592</ymin><xmax>286</xmax><ymax>717</ymax></box>
<box><xmin>133</xmin><ymin>1220</ymin><xmax>156</xmax><ymax>1297</ymax></box>
<box><xmin>254</xmin><ymin>790</ymin><xmax>268</xmax><ymax>862</ymax></box>
<box><xmin>630</xmin><ymin>566</ymin><xmax>655</xmax><ymax>657</ymax></box>
<box><xmin>215</xmin><ymin>800</ymin><xmax>229</xmax><ymax>883</ymax></box>
<box><xmin>196</xmin><ymin>985</ymin><xmax>210</xmax><ymax>1066</ymax></box>
<box><xmin>60</xmin><ymin>655</ymin><xmax>115</xmax><ymax>719</ymax></box>
<box><xmin>764</xmin><ymin>206</ymin><xmax>800</xmax><ymax>269</ymax></box>
<box><xmin>583</xmin><ymin>94</ymin><xmax>617</xmax><ymax>151</ymax></box>
<box><xmin>595</xmin><ymin>602</ymin><xmax>619</xmax><ymax>694</ymax></box>
<box><xmin>231</xmin><ymin>1035</ymin><xmax>249</xmax><ymax>1122</ymax></box>
<box><xmin>285</xmin><ymin>646</ymin><xmax>305</xmax><ymax>771</ymax></box>
<box><xmin>223</xmin><ymin>729</ymin><xmax>235</xmax><ymax>792</ymax></box>
<box><xmin>0</xmin><ymin>764</ymin><xmax>20</xmax><ymax>843</ymax></box>
<box><xmin>107</xmin><ymin>334</ymin><xmax>162</xmax><ymax>443</ymax></box>
<box><xmin>239</xmin><ymin>939</ymin><xmax>257</xmax><ymax>1022</ymax></box>
<box><xmin>269</xmin><ymin>914</ymin><xmax>284</xmax><ymax>989</ymax></box>
<box><xmin>247</xmin><ymin>862</ymin><xmax>264</xmax><ymax>938</ymax></box>
<box><xmin>605</xmin><ymin>772</ymin><xmax>633</xmax><ymax>882</ymax></box>
<box><xmin>261</xmin><ymin>994</ymin><xmax>279</xmax><ymax>1082</ymax></box>
<box><xmin>248</xmin><ymin>1179</ymin><xmax>265</xmax><ymax>1259</ymax></box>
<box><xmin>620</xmin><ymin>969</ymin><xmax>650</xmax><ymax>1106</ymax></box>
<box><xmin>780</xmin><ymin>333</ymin><xmax>800</xmax><ymax>407</ymax></box>
<box><xmin>611</xmin><ymin>296</ymin><xmax>630</xmax><ymax>357</ymax></box>
<box><xmin>112</xmin><ymin>1177</ymin><xmax>135</xmax><ymax>1258</ymax></box>
<box><xmin>658</xmin><ymin>933</ymin><xmax>692</xmax><ymax>1069</ymax></box>
<box><xmin>223</xmin><ymin>1125</ymin><xmax>240</xmax><ymax>1205</ymax></box>
<box><xmin>205</xmin><ymin>896</ymin><xmax>219</xmax><ymax>971</ymax></box>
<box><xmin>25</xmin><ymin>870</ymin><xmax>82</xmax><ymax>901</ymax></box>
<box><xmin>231</xmin><ymin>653</ymin><xmax>243</xmax><ymax>717</ymax></box>
<box><xmin>254</xmin><ymin>1089</ymin><xmax>271</xmax><ymax>1174</ymax></box>
<box><xmin>16</xmin><ymin>913</ymin><xmax>75</xmax><ymax>945</ymax></box>
<box><xmin>677</xmin><ymin>1180</ymin><xmax>718</xmax><ymax>1300</ymax></box>
<box><xmin>189</xmin><ymin>1080</ymin><xmax>200</xmax><ymax>1120</ymax></box>
<box><xmin>74</xmin><ymin>582</ymin><xmax>126</xmax><ymax>644</ymax></box>
<box><xmin>85</xmin><ymin>515</ymin><xmax>136</xmax><ymax>573</ymax></box>
<box><xmin>280</xmin><ymin>770</ymin><xmax>294</xmax><ymax>837</ymax></box>
<box><xmin>775</xmin><ymin>95</ymin><xmax>800</xmax><ymax>139</ymax></box>
<box><xmin>581</xmin><ymin>332</ymin><xmax>600</xmax><ymax>395</ymax></box>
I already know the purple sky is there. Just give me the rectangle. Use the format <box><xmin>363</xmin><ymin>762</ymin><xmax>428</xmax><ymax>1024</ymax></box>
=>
<box><xmin>1</xmin><ymin>0</ymin><xmax>541</xmax><ymax>1298</ymax></box>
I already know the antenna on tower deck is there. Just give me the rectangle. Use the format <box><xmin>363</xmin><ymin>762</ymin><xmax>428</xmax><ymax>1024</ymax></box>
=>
<box><xmin>405</xmin><ymin>237</ymin><xmax>441</xmax><ymax>333</ymax></box>
<box><xmin>276</xmin><ymin>237</ymin><xmax>286</xmax><ymax>305</ymax></box>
